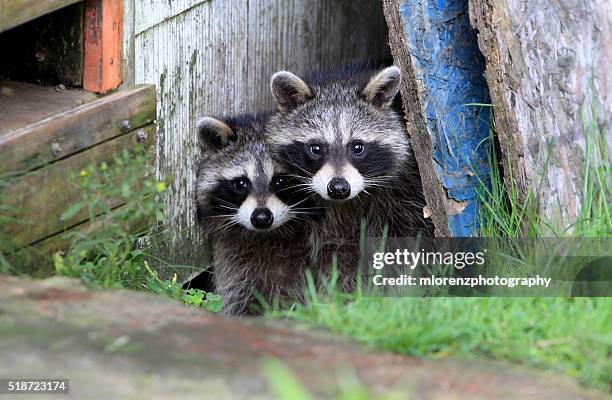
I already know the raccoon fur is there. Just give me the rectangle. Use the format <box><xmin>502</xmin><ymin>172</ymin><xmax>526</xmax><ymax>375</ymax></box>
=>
<box><xmin>266</xmin><ymin>66</ymin><xmax>434</xmax><ymax>277</ymax></box>
<box><xmin>195</xmin><ymin>114</ymin><xmax>319</xmax><ymax>316</ymax></box>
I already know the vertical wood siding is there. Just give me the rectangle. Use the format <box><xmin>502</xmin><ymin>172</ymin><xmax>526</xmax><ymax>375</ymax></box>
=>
<box><xmin>132</xmin><ymin>0</ymin><xmax>390</xmax><ymax>274</ymax></box>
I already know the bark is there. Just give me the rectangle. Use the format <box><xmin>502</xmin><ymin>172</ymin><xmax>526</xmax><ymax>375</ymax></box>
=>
<box><xmin>469</xmin><ymin>0</ymin><xmax>612</xmax><ymax>227</ymax></box>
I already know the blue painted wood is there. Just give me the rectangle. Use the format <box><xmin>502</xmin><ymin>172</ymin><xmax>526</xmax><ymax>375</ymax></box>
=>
<box><xmin>398</xmin><ymin>0</ymin><xmax>491</xmax><ymax>236</ymax></box>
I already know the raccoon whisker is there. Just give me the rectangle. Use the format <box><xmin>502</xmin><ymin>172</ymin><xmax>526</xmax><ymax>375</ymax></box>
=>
<box><xmin>362</xmin><ymin>181</ymin><xmax>393</xmax><ymax>188</ymax></box>
<box><xmin>274</xmin><ymin>183</ymin><xmax>313</xmax><ymax>194</ymax></box>
<box><xmin>217</xmin><ymin>218</ymin><xmax>238</xmax><ymax>228</ymax></box>
<box><xmin>285</xmin><ymin>182</ymin><xmax>313</xmax><ymax>188</ymax></box>
<box><xmin>363</xmin><ymin>174</ymin><xmax>397</xmax><ymax>179</ymax></box>
<box><xmin>214</xmin><ymin>205</ymin><xmax>240</xmax><ymax>212</ymax></box>
<box><xmin>287</xmin><ymin>216</ymin><xmax>313</xmax><ymax>225</ymax></box>
<box><xmin>213</xmin><ymin>223</ymin><xmax>232</xmax><ymax>233</ymax></box>
<box><xmin>362</xmin><ymin>176</ymin><xmax>395</xmax><ymax>181</ymax></box>
<box><xmin>215</xmin><ymin>218</ymin><xmax>242</xmax><ymax>232</ymax></box>
<box><xmin>291</xmin><ymin>192</ymin><xmax>320</xmax><ymax>207</ymax></box>
<box><xmin>362</xmin><ymin>179</ymin><xmax>393</xmax><ymax>185</ymax></box>
<box><xmin>274</xmin><ymin>187</ymin><xmax>296</xmax><ymax>194</ymax></box>
<box><xmin>284</xmin><ymin>174</ymin><xmax>311</xmax><ymax>181</ymax></box>
<box><xmin>291</xmin><ymin>206</ymin><xmax>325</xmax><ymax>211</ymax></box>
<box><xmin>211</xmin><ymin>197</ymin><xmax>240</xmax><ymax>210</ymax></box>
<box><xmin>283</xmin><ymin>160</ymin><xmax>314</xmax><ymax>177</ymax></box>
<box><xmin>362</xmin><ymin>184</ymin><xmax>389</xmax><ymax>191</ymax></box>
<box><xmin>292</xmin><ymin>186</ymin><xmax>318</xmax><ymax>195</ymax></box>
<box><xmin>362</xmin><ymin>177</ymin><xmax>391</xmax><ymax>182</ymax></box>
<box><xmin>362</xmin><ymin>180</ymin><xmax>395</xmax><ymax>188</ymax></box>
<box><xmin>207</xmin><ymin>214</ymin><xmax>238</xmax><ymax>219</ymax></box>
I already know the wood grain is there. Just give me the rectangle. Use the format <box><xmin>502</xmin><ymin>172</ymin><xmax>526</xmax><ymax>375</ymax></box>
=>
<box><xmin>382</xmin><ymin>0</ymin><xmax>493</xmax><ymax>237</ymax></box>
<box><xmin>0</xmin><ymin>84</ymin><xmax>156</xmax><ymax>175</ymax></box>
<box><xmin>83</xmin><ymin>0</ymin><xmax>124</xmax><ymax>93</ymax></box>
<box><xmin>0</xmin><ymin>82</ymin><xmax>98</xmax><ymax>141</ymax></box>
<box><xmin>381</xmin><ymin>0</ymin><xmax>450</xmax><ymax>237</ymax></box>
<box><xmin>469</xmin><ymin>0</ymin><xmax>612</xmax><ymax>227</ymax></box>
<box><xmin>132</xmin><ymin>0</ymin><xmax>391</xmax><ymax>273</ymax></box>
<box><xmin>15</xmin><ymin>203</ymin><xmax>150</xmax><ymax>276</ymax></box>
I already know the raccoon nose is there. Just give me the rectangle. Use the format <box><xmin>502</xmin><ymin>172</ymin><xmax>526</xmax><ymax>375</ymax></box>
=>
<box><xmin>251</xmin><ymin>208</ymin><xmax>274</xmax><ymax>229</ymax></box>
<box><xmin>327</xmin><ymin>177</ymin><xmax>351</xmax><ymax>200</ymax></box>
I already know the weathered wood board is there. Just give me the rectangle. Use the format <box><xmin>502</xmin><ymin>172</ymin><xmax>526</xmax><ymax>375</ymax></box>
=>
<box><xmin>84</xmin><ymin>0</ymin><xmax>125</xmax><ymax>93</ymax></box>
<box><xmin>132</xmin><ymin>0</ymin><xmax>392</xmax><ymax>273</ymax></box>
<box><xmin>469</xmin><ymin>0</ymin><xmax>612</xmax><ymax>227</ymax></box>
<box><xmin>383</xmin><ymin>0</ymin><xmax>492</xmax><ymax>237</ymax></box>
<box><xmin>1</xmin><ymin>84</ymin><xmax>156</xmax><ymax>269</ymax></box>
<box><xmin>0</xmin><ymin>84</ymin><xmax>156</xmax><ymax>174</ymax></box>
<box><xmin>0</xmin><ymin>82</ymin><xmax>98</xmax><ymax>142</ymax></box>
<box><xmin>3</xmin><ymin>124</ymin><xmax>155</xmax><ymax>249</ymax></box>
<box><xmin>19</xmin><ymin>195</ymin><xmax>151</xmax><ymax>276</ymax></box>
<box><xmin>0</xmin><ymin>0</ymin><xmax>82</xmax><ymax>34</ymax></box>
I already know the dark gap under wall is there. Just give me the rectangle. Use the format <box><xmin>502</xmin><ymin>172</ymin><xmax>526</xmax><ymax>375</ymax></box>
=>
<box><xmin>0</xmin><ymin>3</ymin><xmax>83</xmax><ymax>87</ymax></box>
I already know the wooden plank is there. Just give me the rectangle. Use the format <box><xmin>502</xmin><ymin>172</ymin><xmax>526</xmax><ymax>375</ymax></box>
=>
<box><xmin>0</xmin><ymin>82</ymin><xmax>98</xmax><ymax>139</ymax></box>
<box><xmin>382</xmin><ymin>0</ymin><xmax>492</xmax><ymax>237</ymax></box>
<box><xmin>0</xmin><ymin>0</ymin><xmax>82</xmax><ymax>34</ymax></box>
<box><xmin>0</xmin><ymin>84</ymin><xmax>156</xmax><ymax>175</ymax></box>
<box><xmin>83</xmin><ymin>0</ymin><xmax>124</xmax><ymax>93</ymax></box>
<box><xmin>14</xmin><ymin>204</ymin><xmax>150</xmax><ymax>277</ymax></box>
<box><xmin>122</xmin><ymin>0</ymin><xmax>136</xmax><ymax>87</ymax></box>
<box><xmin>468</xmin><ymin>0</ymin><xmax>612</xmax><ymax>227</ymax></box>
<box><xmin>1</xmin><ymin>124</ymin><xmax>155</xmax><ymax>248</ymax></box>
<box><xmin>134</xmin><ymin>0</ymin><xmax>391</xmax><ymax>276</ymax></box>
<box><xmin>0</xmin><ymin>3</ymin><xmax>84</xmax><ymax>86</ymax></box>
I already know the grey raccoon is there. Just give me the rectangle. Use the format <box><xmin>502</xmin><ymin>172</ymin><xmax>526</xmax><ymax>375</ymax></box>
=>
<box><xmin>195</xmin><ymin>115</ymin><xmax>316</xmax><ymax>316</ymax></box>
<box><xmin>266</xmin><ymin>66</ymin><xmax>434</xmax><ymax>276</ymax></box>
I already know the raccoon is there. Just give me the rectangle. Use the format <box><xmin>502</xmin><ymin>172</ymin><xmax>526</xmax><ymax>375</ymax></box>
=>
<box><xmin>195</xmin><ymin>115</ymin><xmax>318</xmax><ymax>316</ymax></box>
<box><xmin>266</xmin><ymin>66</ymin><xmax>434</xmax><ymax>276</ymax></box>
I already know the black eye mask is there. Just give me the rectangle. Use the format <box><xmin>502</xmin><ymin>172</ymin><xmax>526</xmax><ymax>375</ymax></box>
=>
<box><xmin>349</xmin><ymin>141</ymin><xmax>395</xmax><ymax>177</ymax></box>
<box><xmin>279</xmin><ymin>141</ymin><xmax>326</xmax><ymax>177</ymax></box>
<box><xmin>205</xmin><ymin>179</ymin><xmax>250</xmax><ymax>218</ymax></box>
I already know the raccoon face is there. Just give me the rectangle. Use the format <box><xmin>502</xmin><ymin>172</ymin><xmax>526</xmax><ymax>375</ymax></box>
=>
<box><xmin>268</xmin><ymin>67</ymin><xmax>410</xmax><ymax>202</ymax></box>
<box><xmin>196</xmin><ymin>117</ymin><xmax>304</xmax><ymax>232</ymax></box>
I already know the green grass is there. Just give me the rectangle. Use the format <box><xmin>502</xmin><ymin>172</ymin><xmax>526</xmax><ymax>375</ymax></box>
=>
<box><xmin>269</xmin><ymin>295</ymin><xmax>610</xmax><ymax>390</ymax></box>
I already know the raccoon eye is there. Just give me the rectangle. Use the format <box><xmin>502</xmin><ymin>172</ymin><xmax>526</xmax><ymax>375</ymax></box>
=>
<box><xmin>352</xmin><ymin>142</ymin><xmax>365</xmax><ymax>155</ymax></box>
<box><xmin>309</xmin><ymin>143</ymin><xmax>323</xmax><ymax>156</ymax></box>
<box><xmin>272</xmin><ymin>176</ymin><xmax>286</xmax><ymax>187</ymax></box>
<box><xmin>232</xmin><ymin>178</ymin><xmax>249</xmax><ymax>192</ymax></box>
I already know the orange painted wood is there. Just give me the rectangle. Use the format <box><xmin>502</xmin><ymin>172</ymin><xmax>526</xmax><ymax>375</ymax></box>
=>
<box><xmin>83</xmin><ymin>0</ymin><xmax>124</xmax><ymax>93</ymax></box>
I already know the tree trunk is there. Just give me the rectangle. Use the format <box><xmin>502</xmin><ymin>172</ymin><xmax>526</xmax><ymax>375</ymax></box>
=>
<box><xmin>469</xmin><ymin>0</ymin><xmax>612</xmax><ymax>228</ymax></box>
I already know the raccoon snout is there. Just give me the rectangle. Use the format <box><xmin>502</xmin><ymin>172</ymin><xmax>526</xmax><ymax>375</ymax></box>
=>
<box><xmin>250</xmin><ymin>208</ymin><xmax>274</xmax><ymax>229</ymax></box>
<box><xmin>327</xmin><ymin>178</ymin><xmax>351</xmax><ymax>200</ymax></box>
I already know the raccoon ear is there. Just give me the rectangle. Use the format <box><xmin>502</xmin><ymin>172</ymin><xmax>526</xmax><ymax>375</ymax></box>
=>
<box><xmin>196</xmin><ymin>117</ymin><xmax>236</xmax><ymax>152</ymax></box>
<box><xmin>361</xmin><ymin>66</ymin><xmax>402</xmax><ymax>108</ymax></box>
<box><xmin>270</xmin><ymin>71</ymin><xmax>313</xmax><ymax>111</ymax></box>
